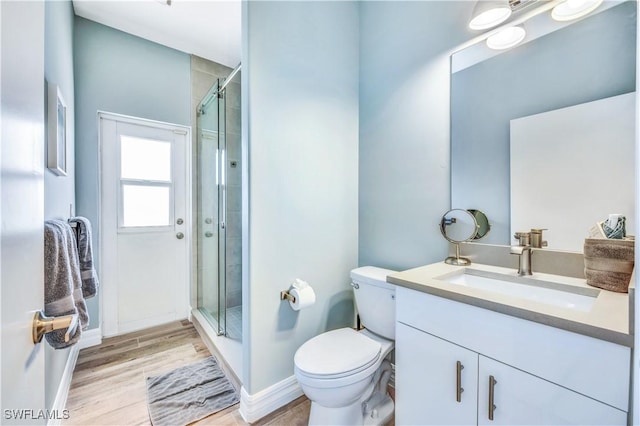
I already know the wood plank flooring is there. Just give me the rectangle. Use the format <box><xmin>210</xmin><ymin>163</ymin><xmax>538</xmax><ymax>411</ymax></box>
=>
<box><xmin>64</xmin><ymin>321</ymin><xmax>310</xmax><ymax>425</ymax></box>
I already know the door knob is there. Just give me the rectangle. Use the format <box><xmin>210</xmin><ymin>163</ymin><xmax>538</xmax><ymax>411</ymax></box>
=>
<box><xmin>205</xmin><ymin>231</ymin><xmax>214</xmax><ymax>238</ymax></box>
<box><xmin>32</xmin><ymin>310</ymin><xmax>78</xmax><ymax>344</ymax></box>
<box><xmin>176</xmin><ymin>232</ymin><xmax>184</xmax><ymax>239</ymax></box>
<box><xmin>176</xmin><ymin>218</ymin><xmax>184</xmax><ymax>225</ymax></box>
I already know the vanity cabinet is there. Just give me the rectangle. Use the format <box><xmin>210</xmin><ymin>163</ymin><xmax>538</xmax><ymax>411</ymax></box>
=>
<box><xmin>396</xmin><ymin>323</ymin><xmax>478</xmax><ymax>425</ymax></box>
<box><xmin>395</xmin><ymin>287</ymin><xmax>630</xmax><ymax>425</ymax></box>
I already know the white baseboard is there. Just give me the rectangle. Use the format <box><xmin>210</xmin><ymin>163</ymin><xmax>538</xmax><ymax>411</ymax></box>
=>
<box><xmin>239</xmin><ymin>376</ymin><xmax>303</xmax><ymax>423</ymax></box>
<box><xmin>106</xmin><ymin>313</ymin><xmax>179</xmax><ymax>337</ymax></box>
<box><xmin>78</xmin><ymin>327</ymin><xmax>102</xmax><ymax>349</ymax></box>
<box><xmin>47</xmin><ymin>345</ymin><xmax>80</xmax><ymax>426</ymax></box>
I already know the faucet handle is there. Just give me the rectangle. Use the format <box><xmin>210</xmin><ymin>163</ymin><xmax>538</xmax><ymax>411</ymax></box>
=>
<box><xmin>530</xmin><ymin>228</ymin><xmax>548</xmax><ymax>248</ymax></box>
<box><xmin>513</xmin><ymin>231</ymin><xmax>531</xmax><ymax>247</ymax></box>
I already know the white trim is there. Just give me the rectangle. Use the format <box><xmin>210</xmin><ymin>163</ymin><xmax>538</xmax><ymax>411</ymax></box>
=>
<box><xmin>238</xmin><ymin>376</ymin><xmax>303</xmax><ymax>423</ymax></box>
<box><xmin>78</xmin><ymin>327</ymin><xmax>102</xmax><ymax>350</ymax></box>
<box><xmin>97</xmin><ymin>111</ymin><xmax>189</xmax><ymax>132</ymax></box>
<box><xmin>47</xmin><ymin>345</ymin><xmax>80</xmax><ymax>426</ymax></box>
<box><xmin>191</xmin><ymin>309</ymin><xmax>243</xmax><ymax>380</ymax></box>
<box><xmin>105</xmin><ymin>313</ymin><xmax>184</xmax><ymax>338</ymax></box>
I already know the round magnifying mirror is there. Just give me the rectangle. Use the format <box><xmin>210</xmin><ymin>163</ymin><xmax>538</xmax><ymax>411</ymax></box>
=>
<box><xmin>468</xmin><ymin>209</ymin><xmax>491</xmax><ymax>240</ymax></box>
<box><xmin>440</xmin><ymin>209</ymin><xmax>479</xmax><ymax>243</ymax></box>
<box><xmin>440</xmin><ymin>209</ymin><xmax>479</xmax><ymax>266</ymax></box>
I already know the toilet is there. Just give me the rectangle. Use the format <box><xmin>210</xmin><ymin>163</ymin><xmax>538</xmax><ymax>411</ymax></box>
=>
<box><xmin>294</xmin><ymin>266</ymin><xmax>396</xmax><ymax>425</ymax></box>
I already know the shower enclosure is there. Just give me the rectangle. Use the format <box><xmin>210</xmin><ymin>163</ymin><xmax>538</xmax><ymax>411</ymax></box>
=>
<box><xmin>196</xmin><ymin>65</ymin><xmax>242</xmax><ymax>340</ymax></box>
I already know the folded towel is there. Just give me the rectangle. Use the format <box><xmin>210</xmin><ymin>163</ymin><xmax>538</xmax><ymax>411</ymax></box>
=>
<box><xmin>44</xmin><ymin>220</ymin><xmax>91</xmax><ymax>347</ymax></box>
<box><xmin>584</xmin><ymin>269</ymin><xmax>632</xmax><ymax>293</ymax></box>
<box><xmin>583</xmin><ymin>238</ymin><xmax>634</xmax><ymax>293</ymax></box>
<box><xmin>44</xmin><ymin>220</ymin><xmax>82</xmax><ymax>348</ymax></box>
<box><xmin>69</xmin><ymin>216</ymin><xmax>99</xmax><ymax>299</ymax></box>
<box><xmin>583</xmin><ymin>238</ymin><xmax>634</xmax><ymax>261</ymax></box>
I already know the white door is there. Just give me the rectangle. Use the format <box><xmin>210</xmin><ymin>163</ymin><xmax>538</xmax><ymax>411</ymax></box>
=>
<box><xmin>396</xmin><ymin>323</ymin><xmax>478</xmax><ymax>425</ymax></box>
<box><xmin>478</xmin><ymin>356</ymin><xmax>627</xmax><ymax>425</ymax></box>
<box><xmin>100</xmin><ymin>114</ymin><xmax>190</xmax><ymax>336</ymax></box>
<box><xmin>1</xmin><ymin>0</ymin><xmax>47</xmax><ymax>421</ymax></box>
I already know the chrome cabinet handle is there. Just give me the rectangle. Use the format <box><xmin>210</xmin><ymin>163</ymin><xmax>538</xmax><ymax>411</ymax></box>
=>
<box><xmin>488</xmin><ymin>375</ymin><xmax>497</xmax><ymax>420</ymax></box>
<box><xmin>176</xmin><ymin>232</ymin><xmax>184</xmax><ymax>239</ymax></box>
<box><xmin>456</xmin><ymin>361</ymin><xmax>464</xmax><ymax>402</ymax></box>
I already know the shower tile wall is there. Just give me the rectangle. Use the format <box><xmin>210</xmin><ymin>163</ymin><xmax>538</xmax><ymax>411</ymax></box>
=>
<box><xmin>190</xmin><ymin>55</ymin><xmax>242</xmax><ymax>310</ymax></box>
<box><xmin>224</xmin><ymin>78</ymin><xmax>242</xmax><ymax>308</ymax></box>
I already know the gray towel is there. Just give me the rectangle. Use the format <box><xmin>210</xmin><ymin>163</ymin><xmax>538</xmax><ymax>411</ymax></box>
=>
<box><xmin>44</xmin><ymin>220</ymin><xmax>88</xmax><ymax>348</ymax></box>
<box><xmin>69</xmin><ymin>216</ymin><xmax>99</xmax><ymax>299</ymax></box>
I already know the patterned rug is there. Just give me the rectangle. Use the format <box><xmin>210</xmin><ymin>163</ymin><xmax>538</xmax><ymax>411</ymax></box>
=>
<box><xmin>146</xmin><ymin>356</ymin><xmax>239</xmax><ymax>425</ymax></box>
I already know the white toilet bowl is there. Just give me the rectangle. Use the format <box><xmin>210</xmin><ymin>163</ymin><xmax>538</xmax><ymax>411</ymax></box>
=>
<box><xmin>295</xmin><ymin>328</ymin><xmax>394</xmax><ymax>425</ymax></box>
<box><xmin>293</xmin><ymin>266</ymin><xmax>397</xmax><ymax>426</ymax></box>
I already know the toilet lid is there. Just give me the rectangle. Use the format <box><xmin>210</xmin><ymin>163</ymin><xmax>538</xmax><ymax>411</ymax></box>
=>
<box><xmin>294</xmin><ymin>328</ymin><xmax>381</xmax><ymax>377</ymax></box>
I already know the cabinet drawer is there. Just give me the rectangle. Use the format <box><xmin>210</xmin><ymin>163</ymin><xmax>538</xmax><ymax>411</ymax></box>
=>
<box><xmin>396</xmin><ymin>287</ymin><xmax>631</xmax><ymax>411</ymax></box>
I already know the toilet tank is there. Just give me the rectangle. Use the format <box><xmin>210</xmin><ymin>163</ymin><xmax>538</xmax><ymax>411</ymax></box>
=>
<box><xmin>350</xmin><ymin>266</ymin><xmax>397</xmax><ymax>340</ymax></box>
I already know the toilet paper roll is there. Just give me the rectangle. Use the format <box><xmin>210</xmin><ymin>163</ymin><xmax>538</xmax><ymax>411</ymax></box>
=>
<box><xmin>289</xmin><ymin>285</ymin><xmax>316</xmax><ymax>311</ymax></box>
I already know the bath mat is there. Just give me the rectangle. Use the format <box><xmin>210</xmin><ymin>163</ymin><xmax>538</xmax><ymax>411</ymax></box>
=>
<box><xmin>146</xmin><ymin>356</ymin><xmax>239</xmax><ymax>426</ymax></box>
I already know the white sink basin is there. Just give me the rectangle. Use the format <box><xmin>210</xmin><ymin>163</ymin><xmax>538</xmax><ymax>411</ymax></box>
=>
<box><xmin>437</xmin><ymin>269</ymin><xmax>599</xmax><ymax>312</ymax></box>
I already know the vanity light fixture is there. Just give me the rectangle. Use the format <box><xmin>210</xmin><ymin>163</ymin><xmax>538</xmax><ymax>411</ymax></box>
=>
<box><xmin>469</xmin><ymin>0</ymin><xmax>513</xmax><ymax>30</ymax></box>
<box><xmin>551</xmin><ymin>0</ymin><xmax>603</xmax><ymax>21</ymax></box>
<box><xmin>486</xmin><ymin>25</ymin><xmax>527</xmax><ymax>50</ymax></box>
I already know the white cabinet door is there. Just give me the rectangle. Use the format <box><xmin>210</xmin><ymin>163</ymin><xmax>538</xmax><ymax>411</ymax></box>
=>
<box><xmin>478</xmin><ymin>356</ymin><xmax>627</xmax><ymax>426</ymax></box>
<box><xmin>396</xmin><ymin>322</ymin><xmax>478</xmax><ymax>425</ymax></box>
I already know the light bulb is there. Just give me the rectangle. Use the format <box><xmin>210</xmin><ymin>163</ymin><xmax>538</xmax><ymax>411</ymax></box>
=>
<box><xmin>551</xmin><ymin>0</ymin><xmax>603</xmax><ymax>21</ymax></box>
<box><xmin>486</xmin><ymin>26</ymin><xmax>526</xmax><ymax>50</ymax></box>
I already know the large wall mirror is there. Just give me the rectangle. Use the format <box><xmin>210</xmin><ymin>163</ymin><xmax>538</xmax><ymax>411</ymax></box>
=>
<box><xmin>451</xmin><ymin>1</ymin><xmax>636</xmax><ymax>253</ymax></box>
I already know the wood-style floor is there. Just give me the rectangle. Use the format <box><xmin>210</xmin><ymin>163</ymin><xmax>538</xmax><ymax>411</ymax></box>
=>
<box><xmin>64</xmin><ymin>320</ymin><xmax>310</xmax><ymax>425</ymax></box>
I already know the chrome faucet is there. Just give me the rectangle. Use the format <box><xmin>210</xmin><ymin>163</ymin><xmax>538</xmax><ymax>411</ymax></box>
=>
<box><xmin>511</xmin><ymin>232</ymin><xmax>533</xmax><ymax>276</ymax></box>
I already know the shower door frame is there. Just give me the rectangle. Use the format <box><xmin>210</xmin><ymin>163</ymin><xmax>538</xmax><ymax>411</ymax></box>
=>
<box><xmin>196</xmin><ymin>79</ymin><xmax>228</xmax><ymax>336</ymax></box>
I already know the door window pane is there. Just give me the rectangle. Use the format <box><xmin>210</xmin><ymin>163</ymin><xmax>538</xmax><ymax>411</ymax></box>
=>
<box><xmin>122</xmin><ymin>184</ymin><xmax>170</xmax><ymax>227</ymax></box>
<box><xmin>121</xmin><ymin>136</ymin><xmax>171</xmax><ymax>181</ymax></box>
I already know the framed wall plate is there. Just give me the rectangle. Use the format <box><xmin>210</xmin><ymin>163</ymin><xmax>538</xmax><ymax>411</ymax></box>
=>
<box><xmin>47</xmin><ymin>82</ymin><xmax>67</xmax><ymax>176</ymax></box>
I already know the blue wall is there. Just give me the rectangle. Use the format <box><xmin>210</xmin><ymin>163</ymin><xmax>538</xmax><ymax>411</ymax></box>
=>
<box><xmin>243</xmin><ymin>0</ymin><xmax>359</xmax><ymax>396</ymax></box>
<box><xmin>44</xmin><ymin>0</ymin><xmax>76</xmax><ymax>410</ymax></box>
<box><xmin>359</xmin><ymin>1</ymin><xmax>473</xmax><ymax>270</ymax></box>
<box><xmin>451</xmin><ymin>2</ymin><xmax>637</xmax><ymax>245</ymax></box>
<box><xmin>74</xmin><ymin>17</ymin><xmax>191</xmax><ymax>329</ymax></box>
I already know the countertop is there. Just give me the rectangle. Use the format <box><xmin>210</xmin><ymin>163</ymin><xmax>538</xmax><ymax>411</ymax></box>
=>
<box><xmin>387</xmin><ymin>262</ymin><xmax>634</xmax><ymax>347</ymax></box>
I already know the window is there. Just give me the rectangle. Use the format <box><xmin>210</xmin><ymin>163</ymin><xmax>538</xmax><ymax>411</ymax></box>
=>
<box><xmin>119</xmin><ymin>136</ymin><xmax>173</xmax><ymax>228</ymax></box>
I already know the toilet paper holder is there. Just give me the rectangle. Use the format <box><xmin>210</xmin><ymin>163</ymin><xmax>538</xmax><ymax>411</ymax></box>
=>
<box><xmin>280</xmin><ymin>290</ymin><xmax>296</xmax><ymax>303</ymax></box>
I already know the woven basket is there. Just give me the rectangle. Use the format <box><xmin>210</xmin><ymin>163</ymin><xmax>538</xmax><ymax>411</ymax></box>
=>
<box><xmin>583</xmin><ymin>238</ymin><xmax>634</xmax><ymax>293</ymax></box>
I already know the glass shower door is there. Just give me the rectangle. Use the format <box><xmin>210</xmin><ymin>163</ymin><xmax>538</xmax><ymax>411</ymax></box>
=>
<box><xmin>197</xmin><ymin>79</ymin><xmax>226</xmax><ymax>335</ymax></box>
<box><xmin>195</xmin><ymin>65</ymin><xmax>242</xmax><ymax>340</ymax></box>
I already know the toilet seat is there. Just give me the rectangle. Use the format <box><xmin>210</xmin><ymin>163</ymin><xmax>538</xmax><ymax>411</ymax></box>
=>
<box><xmin>294</xmin><ymin>328</ymin><xmax>381</xmax><ymax>379</ymax></box>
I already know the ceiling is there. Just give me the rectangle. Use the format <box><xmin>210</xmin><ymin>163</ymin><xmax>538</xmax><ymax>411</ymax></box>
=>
<box><xmin>72</xmin><ymin>0</ymin><xmax>241</xmax><ymax>68</ymax></box>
